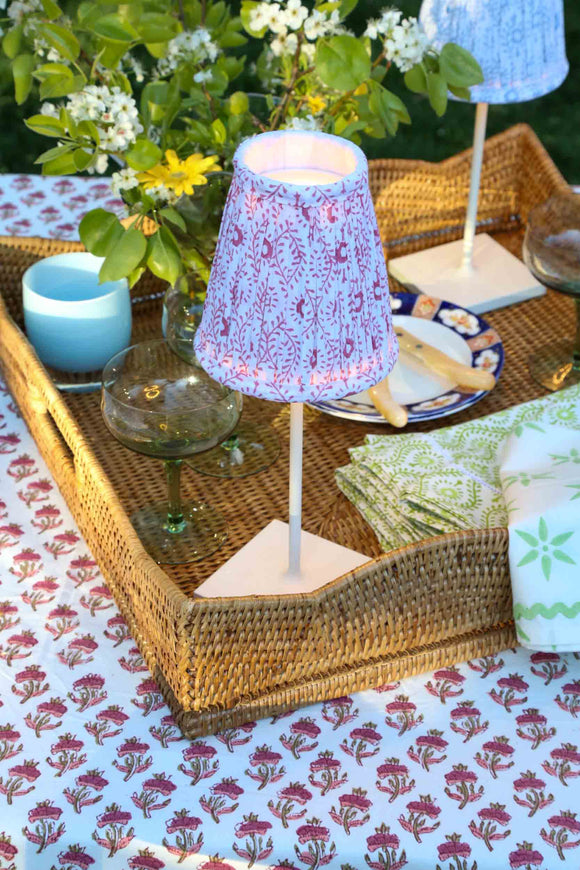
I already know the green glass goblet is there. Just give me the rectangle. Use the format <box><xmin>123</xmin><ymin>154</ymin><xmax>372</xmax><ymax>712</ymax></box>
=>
<box><xmin>163</xmin><ymin>276</ymin><xmax>280</xmax><ymax>478</ymax></box>
<box><xmin>101</xmin><ymin>339</ymin><xmax>242</xmax><ymax>564</ymax></box>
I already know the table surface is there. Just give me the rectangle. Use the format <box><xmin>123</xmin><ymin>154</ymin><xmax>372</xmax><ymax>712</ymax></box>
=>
<box><xmin>1</xmin><ymin>177</ymin><xmax>579</xmax><ymax>870</ymax></box>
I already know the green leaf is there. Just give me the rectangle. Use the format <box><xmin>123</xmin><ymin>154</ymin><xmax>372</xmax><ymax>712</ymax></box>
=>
<box><xmin>34</xmin><ymin>143</ymin><xmax>75</xmax><ymax>164</ymax></box>
<box><xmin>211</xmin><ymin>118</ymin><xmax>227</xmax><ymax>145</ymax></box>
<box><xmin>404</xmin><ymin>63</ymin><xmax>427</xmax><ymax>94</ymax></box>
<box><xmin>426</xmin><ymin>71</ymin><xmax>448</xmax><ymax>117</ymax></box>
<box><xmin>538</xmin><ymin>517</ymin><xmax>548</xmax><ymax>542</ymax></box>
<box><xmin>553</xmin><ymin>550</ymin><xmax>576</xmax><ymax>565</ymax></box>
<box><xmin>43</xmin><ymin>23</ymin><xmax>80</xmax><ymax>61</ymax></box>
<box><xmin>144</xmin><ymin>41</ymin><xmax>170</xmax><ymax>59</ymax></box>
<box><xmin>138</xmin><ymin>12</ymin><xmax>179</xmax><ymax>43</ymax></box>
<box><xmin>3</xmin><ymin>25</ymin><xmax>23</xmax><ymax>60</ymax></box>
<box><xmin>141</xmin><ymin>80</ymin><xmax>169</xmax><ymax>125</ymax></box>
<box><xmin>73</xmin><ymin>148</ymin><xmax>94</xmax><ymax>171</ymax></box>
<box><xmin>25</xmin><ymin>113</ymin><xmax>65</xmax><ymax>137</ymax></box>
<box><xmin>97</xmin><ymin>38</ymin><xmax>130</xmax><ymax>69</ymax></box>
<box><xmin>206</xmin><ymin>0</ymin><xmax>226</xmax><ymax>28</ymax></box>
<box><xmin>541</xmin><ymin>554</ymin><xmax>552</xmax><ymax>581</ymax></box>
<box><xmin>315</xmin><ymin>35</ymin><xmax>371</xmax><ymax>92</ymax></box>
<box><xmin>159</xmin><ymin>207</ymin><xmax>186</xmax><ymax>232</ymax></box>
<box><xmin>550</xmin><ymin>530</ymin><xmax>574</xmax><ymax>546</ymax></box>
<box><xmin>41</xmin><ymin>0</ymin><xmax>63</xmax><ymax>19</ymax></box>
<box><xmin>219</xmin><ymin>30</ymin><xmax>247</xmax><ymax>48</ymax></box>
<box><xmin>100</xmin><ymin>227</ymin><xmax>147</xmax><ymax>283</ymax></box>
<box><xmin>334</xmin><ymin>118</ymin><xmax>366</xmax><ymax>140</ymax></box>
<box><xmin>79</xmin><ymin>209</ymin><xmax>124</xmax><ymax>258</ymax></box>
<box><xmin>12</xmin><ymin>54</ymin><xmax>36</xmax><ymax>105</ymax></box>
<box><xmin>77</xmin><ymin>119</ymin><xmax>100</xmax><ymax>145</ymax></box>
<box><xmin>448</xmin><ymin>84</ymin><xmax>471</xmax><ymax>101</ymax></box>
<box><xmin>128</xmin><ymin>265</ymin><xmax>146</xmax><ymax>288</ymax></box>
<box><xmin>339</xmin><ymin>0</ymin><xmax>357</xmax><ymax>18</ymax></box>
<box><xmin>205</xmin><ymin>68</ymin><xmax>229</xmax><ymax>96</ymax></box>
<box><xmin>515</xmin><ymin>529</ymin><xmax>539</xmax><ymax>547</ymax></box>
<box><xmin>39</xmin><ymin>73</ymin><xmax>85</xmax><ymax>100</ymax></box>
<box><xmin>229</xmin><ymin>91</ymin><xmax>249</xmax><ymax>116</ymax></box>
<box><xmin>439</xmin><ymin>42</ymin><xmax>484</xmax><ymax>88</ymax></box>
<box><xmin>125</xmin><ymin>139</ymin><xmax>162</xmax><ymax>171</ymax></box>
<box><xmin>41</xmin><ymin>148</ymin><xmax>78</xmax><ymax>175</ymax></box>
<box><xmin>93</xmin><ymin>14</ymin><xmax>139</xmax><ymax>42</ymax></box>
<box><xmin>517</xmin><ymin>549</ymin><xmax>539</xmax><ymax>568</ymax></box>
<box><xmin>147</xmin><ymin>226</ymin><xmax>183</xmax><ymax>286</ymax></box>
<box><xmin>34</xmin><ymin>62</ymin><xmax>74</xmax><ymax>79</ymax></box>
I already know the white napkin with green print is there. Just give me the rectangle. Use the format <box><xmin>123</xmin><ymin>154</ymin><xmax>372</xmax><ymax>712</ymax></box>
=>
<box><xmin>500</xmin><ymin>424</ymin><xmax>580</xmax><ymax>651</ymax></box>
<box><xmin>336</xmin><ymin>383</ymin><xmax>580</xmax><ymax>553</ymax></box>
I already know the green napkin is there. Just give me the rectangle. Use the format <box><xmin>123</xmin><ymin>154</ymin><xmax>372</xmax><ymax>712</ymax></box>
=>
<box><xmin>336</xmin><ymin>384</ymin><xmax>580</xmax><ymax>553</ymax></box>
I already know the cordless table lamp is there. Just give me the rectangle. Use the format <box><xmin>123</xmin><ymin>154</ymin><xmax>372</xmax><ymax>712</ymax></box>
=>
<box><xmin>194</xmin><ymin>130</ymin><xmax>398</xmax><ymax>597</ymax></box>
<box><xmin>389</xmin><ymin>0</ymin><xmax>569</xmax><ymax>313</ymax></box>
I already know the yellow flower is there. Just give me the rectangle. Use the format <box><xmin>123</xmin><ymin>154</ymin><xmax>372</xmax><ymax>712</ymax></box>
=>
<box><xmin>306</xmin><ymin>95</ymin><xmax>327</xmax><ymax>115</ymax></box>
<box><xmin>138</xmin><ymin>150</ymin><xmax>221</xmax><ymax>197</ymax></box>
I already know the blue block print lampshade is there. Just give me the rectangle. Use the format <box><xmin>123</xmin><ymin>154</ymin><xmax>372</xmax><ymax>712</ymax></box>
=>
<box><xmin>419</xmin><ymin>0</ymin><xmax>568</xmax><ymax>104</ymax></box>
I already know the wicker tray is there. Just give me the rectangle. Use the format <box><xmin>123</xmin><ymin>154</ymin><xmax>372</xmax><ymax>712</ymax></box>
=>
<box><xmin>0</xmin><ymin>124</ymin><xmax>570</xmax><ymax>737</ymax></box>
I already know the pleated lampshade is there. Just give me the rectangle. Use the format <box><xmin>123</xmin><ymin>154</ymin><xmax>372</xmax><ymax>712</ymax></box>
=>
<box><xmin>194</xmin><ymin>130</ymin><xmax>398</xmax><ymax>403</ymax></box>
<box><xmin>420</xmin><ymin>0</ymin><xmax>568</xmax><ymax>103</ymax></box>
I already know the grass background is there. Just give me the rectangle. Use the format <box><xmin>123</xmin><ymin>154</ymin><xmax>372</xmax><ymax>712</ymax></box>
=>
<box><xmin>0</xmin><ymin>0</ymin><xmax>577</xmax><ymax>180</ymax></box>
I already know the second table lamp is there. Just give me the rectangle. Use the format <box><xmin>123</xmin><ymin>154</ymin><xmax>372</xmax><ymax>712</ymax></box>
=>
<box><xmin>194</xmin><ymin>130</ymin><xmax>398</xmax><ymax>596</ymax></box>
<box><xmin>389</xmin><ymin>0</ymin><xmax>569</xmax><ymax>313</ymax></box>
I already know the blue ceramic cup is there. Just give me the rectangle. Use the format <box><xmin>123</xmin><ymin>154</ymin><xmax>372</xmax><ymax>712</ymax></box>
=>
<box><xmin>22</xmin><ymin>252</ymin><xmax>132</xmax><ymax>373</ymax></box>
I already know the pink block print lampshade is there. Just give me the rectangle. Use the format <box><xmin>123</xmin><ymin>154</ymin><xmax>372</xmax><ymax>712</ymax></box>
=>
<box><xmin>194</xmin><ymin>131</ymin><xmax>398</xmax><ymax>403</ymax></box>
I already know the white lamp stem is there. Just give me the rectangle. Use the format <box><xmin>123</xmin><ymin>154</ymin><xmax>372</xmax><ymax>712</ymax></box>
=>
<box><xmin>288</xmin><ymin>401</ymin><xmax>303</xmax><ymax>576</ymax></box>
<box><xmin>461</xmin><ymin>101</ymin><xmax>489</xmax><ymax>273</ymax></box>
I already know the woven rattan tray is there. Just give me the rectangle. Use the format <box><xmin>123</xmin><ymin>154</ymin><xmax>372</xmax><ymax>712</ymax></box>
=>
<box><xmin>0</xmin><ymin>124</ymin><xmax>570</xmax><ymax>736</ymax></box>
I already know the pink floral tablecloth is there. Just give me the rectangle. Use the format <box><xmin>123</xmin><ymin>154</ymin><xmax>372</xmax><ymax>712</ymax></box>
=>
<box><xmin>1</xmin><ymin>179</ymin><xmax>580</xmax><ymax>870</ymax></box>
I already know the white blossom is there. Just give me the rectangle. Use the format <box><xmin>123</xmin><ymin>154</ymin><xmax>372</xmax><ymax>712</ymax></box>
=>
<box><xmin>300</xmin><ymin>42</ymin><xmax>316</xmax><ymax>64</ymax></box>
<box><xmin>285</xmin><ymin>114</ymin><xmax>321</xmax><ymax>131</ymax></box>
<box><xmin>7</xmin><ymin>0</ymin><xmax>42</xmax><ymax>22</ymax></box>
<box><xmin>384</xmin><ymin>17</ymin><xmax>429</xmax><ymax>72</ymax></box>
<box><xmin>125</xmin><ymin>55</ymin><xmax>145</xmax><ymax>83</ymax></box>
<box><xmin>283</xmin><ymin>0</ymin><xmax>308</xmax><ymax>31</ymax></box>
<box><xmin>110</xmin><ymin>167</ymin><xmax>140</xmax><ymax>196</ymax></box>
<box><xmin>152</xmin><ymin>184</ymin><xmax>178</xmax><ymax>205</ymax></box>
<box><xmin>40</xmin><ymin>101</ymin><xmax>59</xmax><ymax>117</ymax></box>
<box><xmin>66</xmin><ymin>85</ymin><xmax>142</xmax><ymax>153</ymax></box>
<box><xmin>194</xmin><ymin>69</ymin><xmax>212</xmax><ymax>83</ymax></box>
<box><xmin>87</xmin><ymin>153</ymin><xmax>109</xmax><ymax>175</ymax></box>
<box><xmin>271</xmin><ymin>31</ymin><xmax>298</xmax><ymax>57</ymax></box>
<box><xmin>303</xmin><ymin>7</ymin><xmax>342</xmax><ymax>40</ymax></box>
<box><xmin>157</xmin><ymin>28</ymin><xmax>219</xmax><ymax>77</ymax></box>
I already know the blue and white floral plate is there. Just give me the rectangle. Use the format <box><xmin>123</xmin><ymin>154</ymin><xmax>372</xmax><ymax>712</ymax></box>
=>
<box><xmin>311</xmin><ymin>292</ymin><xmax>504</xmax><ymax>424</ymax></box>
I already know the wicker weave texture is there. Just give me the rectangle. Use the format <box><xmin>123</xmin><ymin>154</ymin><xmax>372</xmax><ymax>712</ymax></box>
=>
<box><xmin>0</xmin><ymin>124</ymin><xmax>568</xmax><ymax>736</ymax></box>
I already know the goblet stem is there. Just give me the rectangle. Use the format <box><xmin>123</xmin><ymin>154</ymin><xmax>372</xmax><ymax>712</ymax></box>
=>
<box><xmin>164</xmin><ymin>460</ymin><xmax>186</xmax><ymax>534</ymax></box>
<box><xmin>573</xmin><ymin>299</ymin><xmax>580</xmax><ymax>372</ymax></box>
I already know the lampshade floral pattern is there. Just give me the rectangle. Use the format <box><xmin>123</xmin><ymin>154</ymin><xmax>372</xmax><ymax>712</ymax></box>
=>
<box><xmin>420</xmin><ymin>0</ymin><xmax>568</xmax><ymax>104</ymax></box>
<box><xmin>194</xmin><ymin>132</ymin><xmax>398</xmax><ymax>403</ymax></box>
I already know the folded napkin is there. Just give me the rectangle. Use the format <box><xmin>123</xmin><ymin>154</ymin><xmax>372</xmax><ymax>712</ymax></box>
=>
<box><xmin>500</xmin><ymin>423</ymin><xmax>580</xmax><ymax>651</ymax></box>
<box><xmin>336</xmin><ymin>383</ymin><xmax>580</xmax><ymax>553</ymax></box>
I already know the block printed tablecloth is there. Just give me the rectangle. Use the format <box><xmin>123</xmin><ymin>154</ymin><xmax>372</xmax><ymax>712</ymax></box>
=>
<box><xmin>0</xmin><ymin>176</ymin><xmax>579</xmax><ymax>869</ymax></box>
<box><xmin>2</xmin><ymin>374</ymin><xmax>580</xmax><ymax>870</ymax></box>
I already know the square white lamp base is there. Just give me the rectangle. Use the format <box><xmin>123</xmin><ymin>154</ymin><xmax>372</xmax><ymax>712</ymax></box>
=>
<box><xmin>194</xmin><ymin>519</ymin><xmax>370</xmax><ymax>598</ymax></box>
<box><xmin>388</xmin><ymin>233</ymin><xmax>545</xmax><ymax>314</ymax></box>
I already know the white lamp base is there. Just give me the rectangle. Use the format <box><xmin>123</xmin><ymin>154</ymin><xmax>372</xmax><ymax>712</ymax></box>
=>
<box><xmin>388</xmin><ymin>233</ymin><xmax>545</xmax><ymax>314</ymax></box>
<box><xmin>194</xmin><ymin>519</ymin><xmax>370</xmax><ymax>598</ymax></box>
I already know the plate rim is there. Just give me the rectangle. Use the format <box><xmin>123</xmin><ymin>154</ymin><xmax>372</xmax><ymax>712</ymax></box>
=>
<box><xmin>310</xmin><ymin>291</ymin><xmax>504</xmax><ymax>425</ymax></box>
